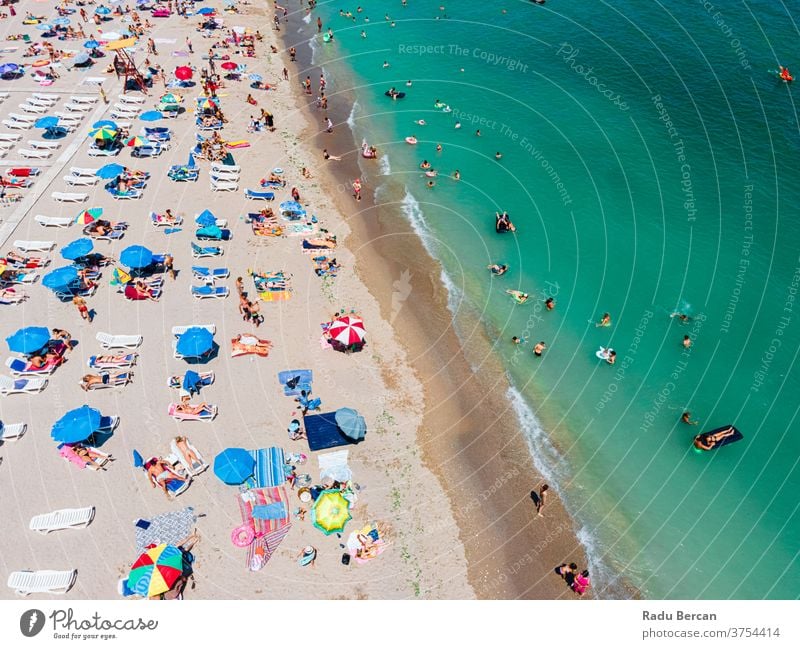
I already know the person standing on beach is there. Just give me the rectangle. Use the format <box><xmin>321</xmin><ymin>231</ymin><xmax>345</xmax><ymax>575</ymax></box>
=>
<box><xmin>186</xmin><ymin>37</ymin><xmax>193</xmax><ymax>53</ymax></box>
<box><xmin>317</xmin><ymin>16</ymin><xmax>323</xmax><ymax>33</ymax></box>
<box><xmin>73</xmin><ymin>296</ymin><xmax>91</xmax><ymax>321</ymax></box>
<box><xmin>325</xmin><ymin>116</ymin><xmax>333</xmax><ymax>133</ymax></box>
<box><xmin>536</xmin><ymin>484</ymin><xmax>549</xmax><ymax>517</ymax></box>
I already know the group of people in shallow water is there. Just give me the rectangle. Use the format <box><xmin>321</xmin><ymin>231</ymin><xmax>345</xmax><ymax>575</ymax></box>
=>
<box><xmin>556</xmin><ymin>562</ymin><xmax>591</xmax><ymax>596</ymax></box>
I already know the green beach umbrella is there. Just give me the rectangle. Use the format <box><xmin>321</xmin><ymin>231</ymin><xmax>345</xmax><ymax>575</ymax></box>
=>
<box><xmin>90</xmin><ymin>126</ymin><xmax>117</xmax><ymax>140</ymax></box>
<box><xmin>311</xmin><ymin>489</ymin><xmax>352</xmax><ymax>535</ymax></box>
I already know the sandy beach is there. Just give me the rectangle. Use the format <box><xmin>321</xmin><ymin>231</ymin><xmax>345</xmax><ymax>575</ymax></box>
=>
<box><xmin>0</xmin><ymin>0</ymin><xmax>585</xmax><ymax>601</ymax></box>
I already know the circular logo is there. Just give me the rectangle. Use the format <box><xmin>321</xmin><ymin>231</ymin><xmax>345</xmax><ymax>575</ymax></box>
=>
<box><xmin>20</xmin><ymin>609</ymin><xmax>45</xmax><ymax>638</ymax></box>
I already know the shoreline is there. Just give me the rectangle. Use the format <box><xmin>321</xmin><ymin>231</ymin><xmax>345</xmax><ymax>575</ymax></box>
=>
<box><xmin>283</xmin><ymin>11</ymin><xmax>589</xmax><ymax>598</ymax></box>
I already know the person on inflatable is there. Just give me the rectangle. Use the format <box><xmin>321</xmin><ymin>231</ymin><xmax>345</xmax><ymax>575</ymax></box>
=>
<box><xmin>693</xmin><ymin>426</ymin><xmax>736</xmax><ymax>450</ymax></box>
<box><xmin>779</xmin><ymin>65</ymin><xmax>793</xmax><ymax>82</ymax></box>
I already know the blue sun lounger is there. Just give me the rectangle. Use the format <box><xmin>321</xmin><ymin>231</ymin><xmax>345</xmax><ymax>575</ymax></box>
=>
<box><xmin>244</xmin><ymin>188</ymin><xmax>275</xmax><ymax>201</ymax></box>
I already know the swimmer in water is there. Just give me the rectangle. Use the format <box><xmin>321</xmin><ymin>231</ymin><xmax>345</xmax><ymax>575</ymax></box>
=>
<box><xmin>383</xmin><ymin>61</ymin><xmax>390</xmax><ymax>68</ymax></box>
<box><xmin>416</xmin><ymin>120</ymin><xmax>426</xmax><ymax>125</ymax></box>
<box><xmin>512</xmin><ymin>336</ymin><xmax>524</xmax><ymax>345</ymax></box>
<box><xmin>475</xmin><ymin>129</ymin><xmax>481</xmax><ymax>136</ymax></box>
<box><xmin>488</xmin><ymin>263</ymin><xmax>508</xmax><ymax>276</ymax></box>
<box><xmin>495</xmin><ymin>152</ymin><xmax>503</xmax><ymax>160</ymax></box>
<box><xmin>545</xmin><ymin>297</ymin><xmax>555</xmax><ymax>310</ymax></box>
<box><xmin>683</xmin><ymin>335</ymin><xmax>692</xmax><ymax>349</ymax></box>
<box><xmin>596</xmin><ymin>312</ymin><xmax>611</xmax><ymax>327</ymax></box>
<box><xmin>606</xmin><ymin>350</ymin><xmax>617</xmax><ymax>365</ymax></box>
<box><xmin>693</xmin><ymin>426</ymin><xmax>736</xmax><ymax>450</ymax></box>
<box><xmin>533</xmin><ymin>341</ymin><xmax>546</xmax><ymax>357</ymax></box>
<box><xmin>682</xmin><ymin>411</ymin><xmax>699</xmax><ymax>426</ymax></box>
<box><xmin>670</xmin><ymin>311</ymin><xmax>691</xmax><ymax>323</ymax></box>
<box><xmin>506</xmin><ymin>290</ymin><xmax>529</xmax><ymax>304</ymax></box>
<box><xmin>420</xmin><ymin>160</ymin><xmax>431</xmax><ymax>169</ymax></box>
<box><xmin>453</xmin><ymin>170</ymin><xmax>461</xmax><ymax>180</ymax></box>
<box><xmin>436</xmin><ymin>143</ymin><xmax>442</xmax><ymax>152</ymax></box>
<box><xmin>406</xmin><ymin>80</ymin><xmax>412</xmax><ymax>86</ymax></box>
<box><xmin>426</xmin><ymin>180</ymin><xmax>435</xmax><ymax>188</ymax></box>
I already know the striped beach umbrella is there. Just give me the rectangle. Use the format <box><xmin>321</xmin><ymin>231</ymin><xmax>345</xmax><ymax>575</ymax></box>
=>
<box><xmin>127</xmin><ymin>544</ymin><xmax>184</xmax><ymax>598</ymax></box>
<box><xmin>75</xmin><ymin>207</ymin><xmax>103</xmax><ymax>224</ymax></box>
<box><xmin>90</xmin><ymin>126</ymin><xmax>117</xmax><ymax>140</ymax></box>
<box><xmin>328</xmin><ymin>316</ymin><xmax>366</xmax><ymax>346</ymax></box>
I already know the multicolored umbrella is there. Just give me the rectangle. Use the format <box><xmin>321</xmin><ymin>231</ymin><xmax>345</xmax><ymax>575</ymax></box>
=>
<box><xmin>160</xmin><ymin>92</ymin><xmax>182</xmax><ymax>104</ymax></box>
<box><xmin>75</xmin><ymin>207</ymin><xmax>103</xmax><ymax>224</ymax></box>
<box><xmin>311</xmin><ymin>489</ymin><xmax>352</xmax><ymax>535</ymax></box>
<box><xmin>127</xmin><ymin>544</ymin><xmax>185</xmax><ymax>598</ymax></box>
<box><xmin>90</xmin><ymin>126</ymin><xmax>117</xmax><ymax>140</ymax></box>
<box><xmin>126</xmin><ymin>136</ymin><xmax>148</xmax><ymax>148</ymax></box>
<box><xmin>111</xmin><ymin>267</ymin><xmax>132</xmax><ymax>285</ymax></box>
<box><xmin>198</xmin><ymin>98</ymin><xmax>217</xmax><ymax>110</ymax></box>
<box><xmin>174</xmin><ymin>66</ymin><xmax>193</xmax><ymax>81</ymax></box>
<box><xmin>328</xmin><ymin>316</ymin><xmax>366</xmax><ymax>346</ymax></box>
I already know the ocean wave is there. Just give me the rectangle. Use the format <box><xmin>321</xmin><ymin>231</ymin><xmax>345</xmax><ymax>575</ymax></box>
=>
<box><xmin>379</xmin><ymin>154</ymin><xmax>391</xmax><ymax>176</ymax></box>
<box><xmin>346</xmin><ymin>100</ymin><xmax>359</xmax><ymax>129</ymax></box>
<box><xmin>302</xmin><ymin>14</ymin><xmax>311</xmax><ymax>24</ymax></box>
<box><xmin>400</xmin><ymin>188</ymin><xmax>434</xmax><ymax>253</ymax></box>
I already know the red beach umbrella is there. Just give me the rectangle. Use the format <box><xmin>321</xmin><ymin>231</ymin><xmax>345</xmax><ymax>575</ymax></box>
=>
<box><xmin>328</xmin><ymin>316</ymin><xmax>366</xmax><ymax>346</ymax></box>
<box><xmin>220</xmin><ymin>61</ymin><xmax>237</xmax><ymax>71</ymax></box>
<box><xmin>174</xmin><ymin>66</ymin><xmax>193</xmax><ymax>80</ymax></box>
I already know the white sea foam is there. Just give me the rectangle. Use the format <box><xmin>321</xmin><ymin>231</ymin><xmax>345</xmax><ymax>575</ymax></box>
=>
<box><xmin>379</xmin><ymin>154</ymin><xmax>391</xmax><ymax>176</ymax></box>
<box><xmin>302</xmin><ymin>14</ymin><xmax>311</xmax><ymax>24</ymax></box>
<box><xmin>346</xmin><ymin>100</ymin><xmax>359</xmax><ymax>129</ymax></box>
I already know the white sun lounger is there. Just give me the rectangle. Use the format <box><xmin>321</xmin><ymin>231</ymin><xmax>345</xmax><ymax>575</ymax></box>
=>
<box><xmin>209</xmin><ymin>168</ymin><xmax>239</xmax><ymax>180</ymax></box>
<box><xmin>87</xmin><ymin>147</ymin><xmax>119</xmax><ymax>157</ymax></box>
<box><xmin>63</xmin><ymin>102</ymin><xmax>92</xmax><ymax>113</ymax></box>
<box><xmin>117</xmin><ymin>94</ymin><xmax>146</xmax><ymax>105</ymax></box>
<box><xmin>2</xmin><ymin>120</ymin><xmax>32</xmax><ymax>130</ymax></box>
<box><xmin>0</xmin><ymin>375</ymin><xmax>48</xmax><ymax>395</ymax></box>
<box><xmin>32</xmin><ymin>93</ymin><xmax>59</xmax><ymax>101</ymax></box>
<box><xmin>18</xmin><ymin>103</ymin><xmax>48</xmax><ymax>114</ymax></box>
<box><xmin>52</xmin><ymin>113</ymin><xmax>82</xmax><ymax>124</ymax></box>
<box><xmin>63</xmin><ymin>175</ymin><xmax>98</xmax><ymax>186</ymax></box>
<box><xmin>8</xmin><ymin>113</ymin><xmax>36</xmax><ymax>124</ymax></box>
<box><xmin>209</xmin><ymin>178</ymin><xmax>238</xmax><ymax>192</ymax></box>
<box><xmin>35</xmin><ymin>215</ymin><xmax>73</xmax><ymax>227</ymax></box>
<box><xmin>210</xmin><ymin>163</ymin><xmax>241</xmax><ymax>174</ymax></box>
<box><xmin>25</xmin><ymin>97</ymin><xmax>57</xmax><ymax>108</ymax></box>
<box><xmin>18</xmin><ymin>149</ymin><xmax>52</xmax><ymax>160</ymax></box>
<box><xmin>110</xmin><ymin>108</ymin><xmax>140</xmax><ymax>120</ymax></box>
<box><xmin>96</xmin><ymin>332</ymin><xmax>143</xmax><ymax>350</ymax></box>
<box><xmin>52</xmin><ymin>192</ymin><xmax>88</xmax><ymax>203</ymax></box>
<box><xmin>0</xmin><ymin>141</ymin><xmax>14</xmax><ymax>150</ymax></box>
<box><xmin>69</xmin><ymin>96</ymin><xmax>98</xmax><ymax>105</ymax></box>
<box><xmin>14</xmin><ymin>240</ymin><xmax>54</xmax><ymax>252</ymax></box>
<box><xmin>29</xmin><ymin>140</ymin><xmax>61</xmax><ymax>150</ymax></box>
<box><xmin>0</xmin><ymin>133</ymin><xmax>22</xmax><ymax>142</ymax></box>
<box><xmin>171</xmin><ymin>324</ymin><xmax>216</xmax><ymax>337</ymax></box>
<box><xmin>69</xmin><ymin>167</ymin><xmax>99</xmax><ymax>177</ymax></box>
<box><xmin>29</xmin><ymin>507</ymin><xmax>95</xmax><ymax>535</ymax></box>
<box><xmin>0</xmin><ymin>421</ymin><xmax>27</xmax><ymax>441</ymax></box>
<box><xmin>7</xmin><ymin>570</ymin><xmax>77</xmax><ymax>596</ymax></box>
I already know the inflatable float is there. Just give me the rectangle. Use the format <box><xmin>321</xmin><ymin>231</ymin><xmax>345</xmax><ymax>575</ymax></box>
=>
<box><xmin>596</xmin><ymin>346</ymin><xmax>614</xmax><ymax>361</ymax></box>
<box><xmin>506</xmin><ymin>289</ymin><xmax>529</xmax><ymax>304</ymax></box>
<box><xmin>694</xmin><ymin>425</ymin><xmax>743</xmax><ymax>452</ymax></box>
<box><xmin>361</xmin><ymin>141</ymin><xmax>377</xmax><ymax>158</ymax></box>
<box><xmin>495</xmin><ymin>212</ymin><xmax>516</xmax><ymax>233</ymax></box>
<box><xmin>405</xmin><ymin>136</ymin><xmax>417</xmax><ymax>145</ymax></box>
<box><xmin>415</xmin><ymin>119</ymin><xmax>426</xmax><ymax>126</ymax></box>
<box><xmin>385</xmin><ymin>90</ymin><xmax>406</xmax><ymax>99</ymax></box>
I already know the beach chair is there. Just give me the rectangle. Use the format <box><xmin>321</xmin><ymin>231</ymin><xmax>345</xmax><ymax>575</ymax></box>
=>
<box><xmin>52</xmin><ymin>192</ymin><xmax>88</xmax><ymax>203</ymax></box>
<box><xmin>210</xmin><ymin>178</ymin><xmax>238</xmax><ymax>192</ymax></box>
<box><xmin>168</xmin><ymin>371</ymin><xmax>214</xmax><ymax>392</ymax></box>
<box><xmin>245</xmin><ymin>188</ymin><xmax>275</xmax><ymax>201</ymax></box>
<box><xmin>196</xmin><ymin>227</ymin><xmax>232</xmax><ymax>241</ymax></box>
<box><xmin>167</xmin><ymin>403</ymin><xmax>217</xmax><ymax>422</ymax></box>
<box><xmin>8</xmin><ymin>167</ymin><xmax>41</xmax><ymax>177</ymax></box>
<box><xmin>210</xmin><ymin>162</ymin><xmax>241</xmax><ymax>174</ymax></box>
<box><xmin>54</xmin><ymin>283</ymin><xmax>96</xmax><ymax>302</ymax></box>
<box><xmin>64</xmin><ymin>175</ymin><xmax>98</xmax><ymax>186</ymax></box>
<box><xmin>84</xmin><ymin>227</ymin><xmax>126</xmax><ymax>242</ymax></box>
<box><xmin>87</xmin><ymin>146</ymin><xmax>120</xmax><ymax>157</ymax></box>
<box><xmin>29</xmin><ymin>507</ymin><xmax>95</xmax><ymax>534</ymax></box>
<box><xmin>18</xmin><ymin>148</ymin><xmax>52</xmax><ymax>160</ymax></box>
<box><xmin>0</xmin><ymin>421</ymin><xmax>27</xmax><ymax>441</ymax></box>
<box><xmin>191</xmin><ymin>242</ymin><xmax>223</xmax><ymax>258</ymax></box>
<box><xmin>81</xmin><ymin>371</ymin><xmax>133</xmax><ymax>390</ymax></box>
<box><xmin>6</xmin><ymin>358</ymin><xmax>60</xmax><ymax>376</ymax></box>
<box><xmin>107</xmin><ymin>187</ymin><xmax>143</xmax><ymax>200</ymax></box>
<box><xmin>1</xmin><ymin>120</ymin><xmax>31</xmax><ymax>131</ymax></box>
<box><xmin>69</xmin><ymin>167</ymin><xmax>99</xmax><ymax>177</ymax></box>
<box><xmin>0</xmin><ymin>133</ymin><xmax>22</xmax><ymax>142</ymax></box>
<box><xmin>143</xmin><ymin>127</ymin><xmax>171</xmax><ymax>142</ymax></box>
<box><xmin>63</xmin><ymin>102</ymin><xmax>92</xmax><ymax>113</ymax></box>
<box><xmin>117</xmin><ymin>94</ymin><xmax>146</xmax><ymax>105</ymax></box>
<box><xmin>0</xmin><ymin>375</ymin><xmax>48</xmax><ymax>395</ymax></box>
<box><xmin>167</xmin><ymin>166</ymin><xmax>199</xmax><ymax>182</ymax></box>
<box><xmin>98</xmin><ymin>415</ymin><xmax>120</xmax><ymax>432</ymax></box>
<box><xmin>150</xmin><ymin>212</ymin><xmax>183</xmax><ymax>227</ymax></box>
<box><xmin>18</xmin><ymin>103</ymin><xmax>48</xmax><ymax>115</ymax></box>
<box><xmin>170</xmin><ymin>438</ymin><xmax>209</xmax><ymax>476</ymax></box>
<box><xmin>131</xmin><ymin>142</ymin><xmax>168</xmax><ymax>158</ymax></box>
<box><xmin>0</xmin><ymin>289</ymin><xmax>28</xmax><ymax>305</ymax></box>
<box><xmin>36</xmin><ymin>214</ymin><xmax>74</xmax><ymax>228</ymax></box>
<box><xmin>52</xmin><ymin>113</ymin><xmax>83</xmax><ymax>125</ymax></box>
<box><xmin>96</xmin><ymin>332</ymin><xmax>143</xmax><ymax>350</ymax></box>
<box><xmin>110</xmin><ymin>108</ymin><xmax>140</xmax><ymax>120</ymax></box>
<box><xmin>13</xmin><ymin>240</ymin><xmax>54</xmax><ymax>252</ymax></box>
<box><xmin>191</xmin><ymin>266</ymin><xmax>229</xmax><ymax>282</ymax></box>
<box><xmin>28</xmin><ymin>140</ymin><xmax>60</xmax><ymax>150</ymax></box>
<box><xmin>147</xmin><ymin>457</ymin><xmax>192</xmax><ymax>498</ymax></box>
<box><xmin>25</xmin><ymin>97</ymin><xmax>57</xmax><ymax>108</ymax></box>
<box><xmin>87</xmin><ymin>354</ymin><xmax>137</xmax><ymax>370</ymax></box>
<box><xmin>32</xmin><ymin>93</ymin><xmax>58</xmax><ymax>101</ymax></box>
<box><xmin>8</xmin><ymin>113</ymin><xmax>36</xmax><ymax>124</ymax></box>
<box><xmin>69</xmin><ymin>96</ymin><xmax>98</xmax><ymax>105</ymax></box>
<box><xmin>7</xmin><ymin>570</ymin><xmax>77</xmax><ymax>596</ymax></box>
<box><xmin>191</xmin><ymin>285</ymin><xmax>229</xmax><ymax>299</ymax></box>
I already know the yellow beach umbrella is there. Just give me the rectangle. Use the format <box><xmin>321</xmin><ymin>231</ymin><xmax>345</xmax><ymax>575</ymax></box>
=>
<box><xmin>311</xmin><ymin>489</ymin><xmax>352</xmax><ymax>535</ymax></box>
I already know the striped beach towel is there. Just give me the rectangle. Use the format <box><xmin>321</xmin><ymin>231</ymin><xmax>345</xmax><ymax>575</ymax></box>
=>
<box><xmin>247</xmin><ymin>447</ymin><xmax>286</xmax><ymax>488</ymax></box>
<box><xmin>237</xmin><ymin>486</ymin><xmax>290</xmax><ymax>535</ymax></box>
<box><xmin>246</xmin><ymin>523</ymin><xmax>291</xmax><ymax>571</ymax></box>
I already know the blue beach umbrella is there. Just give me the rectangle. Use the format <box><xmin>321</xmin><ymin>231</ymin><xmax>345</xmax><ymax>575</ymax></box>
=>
<box><xmin>335</xmin><ymin>407</ymin><xmax>367</xmax><ymax>442</ymax></box>
<box><xmin>187</xmin><ymin>152</ymin><xmax>196</xmax><ymax>168</ymax></box>
<box><xmin>95</xmin><ymin>6</ymin><xmax>112</xmax><ymax>15</ymax></box>
<box><xmin>213</xmin><ymin>448</ymin><xmax>254</xmax><ymax>485</ymax></box>
<box><xmin>35</xmin><ymin>24</ymin><xmax>54</xmax><ymax>31</ymax></box>
<box><xmin>6</xmin><ymin>327</ymin><xmax>51</xmax><ymax>355</ymax></box>
<box><xmin>93</xmin><ymin>120</ymin><xmax>118</xmax><ymax>130</ymax></box>
<box><xmin>53</xmin><ymin>18</ymin><xmax>71</xmax><ymax>26</ymax></box>
<box><xmin>35</xmin><ymin>116</ymin><xmax>59</xmax><ymax>129</ymax></box>
<box><xmin>176</xmin><ymin>327</ymin><xmax>214</xmax><ymax>358</ymax></box>
<box><xmin>51</xmin><ymin>405</ymin><xmax>102</xmax><ymax>444</ymax></box>
<box><xmin>195</xmin><ymin>209</ymin><xmax>216</xmax><ymax>226</ymax></box>
<box><xmin>139</xmin><ymin>110</ymin><xmax>162</xmax><ymax>122</ymax></box>
<box><xmin>120</xmin><ymin>245</ymin><xmax>153</xmax><ymax>269</ymax></box>
<box><xmin>97</xmin><ymin>163</ymin><xmax>125</xmax><ymax>179</ymax></box>
<box><xmin>42</xmin><ymin>266</ymin><xmax>79</xmax><ymax>290</ymax></box>
<box><xmin>248</xmin><ymin>73</ymin><xmax>262</xmax><ymax>83</ymax></box>
<box><xmin>61</xmin><ymin>238</ymin><xmax>94</xmax><ymax>261</ymax></box>
<box><xmin>0</xmin><ymin>63</ymin><xmax>20</xmax><ymax>75</ymax></box>
<box><xmin>74</xmin><ymin>52</ymin><xmax>91</xmax><ymax>65</ymax></box>
<box><xmin>84</xmin><ymin>40</ymin><xmax>101</xmax><ymax>49</ymax></box>
<box><xmin>197</xmin><ymin>7</ymin><xmax>215</xmax><ymax>15</ymax></box>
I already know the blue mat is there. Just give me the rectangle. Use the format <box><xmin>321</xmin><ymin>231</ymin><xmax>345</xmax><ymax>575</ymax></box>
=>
<box><xmin>277</xmin><ymin>369</ymin><xmax>312</xmax><ymax>396</ymax></box>
<box><xmin>305</xmin><ymin>412</ymin><xmax>355</xmax><ymax>452</ymax></box>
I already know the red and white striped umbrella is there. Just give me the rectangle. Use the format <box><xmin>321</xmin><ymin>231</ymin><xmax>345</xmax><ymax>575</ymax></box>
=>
<box><xmin>328</xmin><ymin>316</ymin><xmax>366</xmax><ymax>346</ymax></box>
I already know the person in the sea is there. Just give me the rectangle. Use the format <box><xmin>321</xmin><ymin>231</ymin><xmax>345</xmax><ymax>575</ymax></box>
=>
<box><xmin>596</xmin><ymin>312</ymin><xmax>611</xmax><ymax>327</ymax></box>
<box><xmin>453</xmin><ymin>170</ymin><xmax>460</xmax><ymax>180</ymax></box>
<box><xmin>683</xmin><ymin>334</ymin><xmax>692</xmax><ymax>349</ymax></box>
<box><xmin>533</xmin><ymin>341</ymin><xmax>546</xmax><ymax>357</ymax></box>
<box><xmin>545</xmin><ymin>297</ymin><xmax>555</xmax><ymax>311</ymax></box>
<box><xmin>670</xmin><ymin>311</ymin><xmax>691</xmax><ymax>323</ymax></box>
<box><xmin>693</xmin><ymin>426</ymin><xmax>736</xmax><ymax>450</ymax></box>
<box><xmin>322</xmin><ymin>149</ymin><xmax>342</xmax><ymax>161</ymax></box>
<box><xmin>606</xmin><ymin>350</ymin><xmax>617</xmax><ymax>365</ymax></box>
<box><xmin>681</xmin><ymin>411</ymin><xmax>698</xmax><ymax>426</ymax></box>
<box><xmin>779</xmin><ymin>65</ymin><xmax>793</xmax><ymax>82</ymax></box>
<box><xmin>488</xmin><ymin>263</ymin><xmax>508</xmax><ymax>276</ymax></box>
<box><xmin>420</xmin><ymin>160</ymin><xmax>431</xmax><ymax>169</ymax></box>
<box><xmin>512</xmin><ymin>336</ymin><xmax>524</xmax><ymax>345</ymax></box>
<box><xmin>495</xmin><ymin>151</ymin><xmax>503</xmax><ymax>160</ymax></box>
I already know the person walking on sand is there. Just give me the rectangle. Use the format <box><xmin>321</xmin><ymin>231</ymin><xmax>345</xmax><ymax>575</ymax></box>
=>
<box><xmin>535</xmin><ymin>484</ymin><xmax>549</xmax><ymax>517</ymax></box>
<box><xmin>325</xmin><ymin>116</ymin><xmax>333</xmax><ymax>133</ymax></box>
<box><xmin>186</xmin><ymin>37</ymin><xmax>193</xmax><ymax>53</ymax></box>
<box><xmin>73</xmin><ymin>296</ymin><xmax>90</xmax><ymax>321</ymax></box>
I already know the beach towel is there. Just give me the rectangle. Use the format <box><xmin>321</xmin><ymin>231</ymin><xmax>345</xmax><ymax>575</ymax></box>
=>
<box><xmin>238</xmin><ymin>486</ymin><xmax>290</xmax><ymax>535</ymax></box>
<box><xmin>225</xmin><ymin>140</ymin><xmax>250</xmax><ymax>148</ymax></box>
<box><xmin>278</xmin><ymin>369</ymin><xmax>312</xmax><ymax>396</ymax></box>
<box><xmin>248</xmin><ymin>447</ymin><xmax>285</xmax><ymax>488</ymax></box>
<box><xmin>134</xmin><ymin>507</ymin><xmax>197</xmax><ymax>553</ymax></box>
<box><xmin>252</xmin><ymin>502</ymin><xmax>287</xmax><ymax>520</ymax></box>
<box><xmin>318</xmin><ymin>449</ymin><xmax>352</xmax><ymax>483</ymax></box>
<box><xmin>258</xmin><ymin>290</ymin><xmax>291</xmax><ymax>302</ymax></box>
<box><xmin>246</xmin><ymin>522</ymin><xmax>291</xmax><ymax>572</ymax></box>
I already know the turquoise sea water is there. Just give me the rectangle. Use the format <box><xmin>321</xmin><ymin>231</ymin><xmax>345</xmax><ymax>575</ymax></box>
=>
<box><xmin>310</xmin><ymin>1</ymin><xmax>800</xmax><ymax>598</ymax></box>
